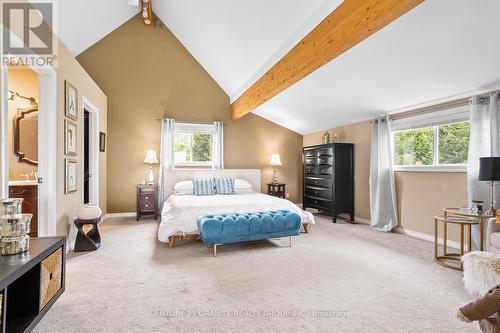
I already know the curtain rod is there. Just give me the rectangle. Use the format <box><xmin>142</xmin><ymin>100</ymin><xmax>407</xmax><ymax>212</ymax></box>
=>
<box><xmin>155</xmin><ymin>118</ymin><xmax>229</xmax><ymax>126</ymax></box>
<box><xmin>390</xmin><ymin>98</ymin><xmax>469</xmax><ymax>121</ymax></box>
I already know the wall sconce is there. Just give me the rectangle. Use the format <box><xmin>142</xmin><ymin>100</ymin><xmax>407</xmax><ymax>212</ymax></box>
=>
<box><xmin>8</xmin><ymin>90</ymin><xmax>37</xmax><ymax>105</ymax></box>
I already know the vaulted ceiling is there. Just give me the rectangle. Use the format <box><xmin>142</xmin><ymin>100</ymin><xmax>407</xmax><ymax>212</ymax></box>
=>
<box><xmin>56</xmin><ymin>0</ymin><xmax>500</xmax><ymax>134</ymax></box>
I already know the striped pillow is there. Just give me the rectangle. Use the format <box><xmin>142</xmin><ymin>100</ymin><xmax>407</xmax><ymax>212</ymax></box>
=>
<box><xmin>214</xmin><ymin>177</ymin><xmax>235</xmax><ymax>195</ymax></box>
<box><xmin>192</xmin><ymin>179</ymin><xmax>216</xmax><ymax>196</ymax></box>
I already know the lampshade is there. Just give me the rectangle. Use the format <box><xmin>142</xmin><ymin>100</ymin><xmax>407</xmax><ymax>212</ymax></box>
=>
<box><xmin>479</xmin><ymin>157</ymin><xmax>500</xmax><ymax>181</ymax></box>
<box><xmin>269</xmin><ymin>153</ymin><xmax>282</xmax><ymax>167</ymax></box>
<box><xmin>144</xmin><ymin>149</ymin><xmax>159</xmax><ymax>164</ymax></box>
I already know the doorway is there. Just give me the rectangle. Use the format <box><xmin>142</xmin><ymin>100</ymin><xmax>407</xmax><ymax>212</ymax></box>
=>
<box><xmin>84</xmin><ymin>110</ymin><xmax>90</xmax><ymax>204</ymax></box>
<box><xmin>81</xmin><ymin>97</ymin><xmax>99</xmax><ymax>206</ymax></box>
<box><xmin>1</xmin><ymin>64</ymin><xmax>57</xmax><ymax>237</ymax></box>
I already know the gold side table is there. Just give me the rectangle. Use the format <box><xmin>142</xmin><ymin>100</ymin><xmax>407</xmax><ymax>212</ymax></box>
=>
<box><xmin>434</xmin><ymin>215</ymin><xmax>478</xmax><ymax>271</ymax></box>
<box><xmin>443</xmin><ymin>208</ymin><xmax>495</xmax><ymax>251</ymax></box>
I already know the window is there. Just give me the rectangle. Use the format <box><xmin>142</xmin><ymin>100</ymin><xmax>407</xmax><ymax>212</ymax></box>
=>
<box><xmin>174</xmin><ymin>123</ymin><xmax>213</xmax><ymax>167</ymax></box>
<box><xmin>392</xmin><ymin>107</ymin><xmax>470</xmax><ymax>171</ymax></box>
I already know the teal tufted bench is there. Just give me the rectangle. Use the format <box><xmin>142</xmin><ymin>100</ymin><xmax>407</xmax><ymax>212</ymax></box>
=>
<box><xmin>197</xmin><ymin>210</ymin><xmax>301</xmax><ymax>256</ymax></box>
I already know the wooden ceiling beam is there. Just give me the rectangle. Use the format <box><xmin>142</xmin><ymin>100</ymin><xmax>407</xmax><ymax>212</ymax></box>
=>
<box><xmin>231</xmin><ymin>0</ymin><xmax>424</xmax><ymax>120</ymax></box>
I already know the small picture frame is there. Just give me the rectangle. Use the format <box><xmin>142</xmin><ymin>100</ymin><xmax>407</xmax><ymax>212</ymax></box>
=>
<box><xmin>65</xmin><ymin>81</ymin><xmax>78</xmax><ymax>120</ymax></box>
<box><xmin>99</xmin><ymin>132</ymin><xmax>106</xmax><ymax>152</ymax></box>
<box><xmin>65</xmin><ymin>158</ymin><xmax>77</xmax><ymax>194</ymax></box>
<box><xmin>64</xmin><ymin>119</ymin><xmax>77</xmax><ymax>156</ymax></box>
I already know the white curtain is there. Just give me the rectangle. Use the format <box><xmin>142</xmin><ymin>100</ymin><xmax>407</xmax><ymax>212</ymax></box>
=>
<box><xmin>158</xmin><ymin>118</ymin><xmax>176</xmax><ymax>209</ymax></box>
<box><xmin>468</xmin><ymin>92</ymin><xmax>500</xmax><ymax>247</ymax></box>
<box><xmin>369</xmin><ymin>116</ymin><xmax>399</xmax><ymax>232</ymax></box>
<box><xmin>212</xmin><ymin>121</ymin><xmax>224</xmax><ymax>169</ymax></box>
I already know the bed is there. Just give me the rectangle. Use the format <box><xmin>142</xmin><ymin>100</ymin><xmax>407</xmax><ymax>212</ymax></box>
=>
<box><xmin>157</xmin><ymin>169</ymin><xmax>315</xmax><ymax>246</ymax></box>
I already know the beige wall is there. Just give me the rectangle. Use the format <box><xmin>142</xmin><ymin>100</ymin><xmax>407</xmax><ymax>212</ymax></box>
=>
<box><xmin>303</xmin><ymin>121</ymin><xmax>467</xmax><ymax>242</ymax></box>
<box><xmin>304</xmin><ymin>121</ymin><xmax>372</xmax><ymax>220</ymax></box>
<box><xmin>76</xmin><ymin>14</ymin><xmax>302</xmax><ymax>213</ymax></box>
<box><xmin>395</xmin><ymin>172</ymin><xmax>467</xmax><ymax>241</ymax></box>
<box><xmin>7</xmin><ymin>67</ymin><xmax>39</xmax><ymax>180</ymax></box>
<box><xmin>55</xmin><ymin>41</ymin><xmax>108</xmax><ymax>237</ymax></box>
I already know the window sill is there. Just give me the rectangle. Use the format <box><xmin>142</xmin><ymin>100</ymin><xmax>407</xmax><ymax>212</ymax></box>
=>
<box><xmin>393</xmin><ymin>165</ymin><xmax>467</xmax><ymax>173</ymax></box>
<box><xmin>175</xmin><ymin>163</ymin><xmax>212</xmax><ymax>168</ymax></box>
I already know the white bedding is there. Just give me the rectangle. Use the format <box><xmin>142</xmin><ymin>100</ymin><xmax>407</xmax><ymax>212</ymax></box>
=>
<box><xmin>158</xmin><ymin>192</ymin><xmax>315</xmax><ymax>243</ymax></box>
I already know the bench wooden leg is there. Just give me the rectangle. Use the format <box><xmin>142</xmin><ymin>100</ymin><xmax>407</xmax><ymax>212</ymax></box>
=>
<box><xmin>303</xmin><ymin>224</ymin><xmax>309</xmax><ymax>233</ymax></box>
<box><xmin>168</xmin><ymin>236</ymin><xmax>176</xmax><ymax>248</ymax></box>
<box><xmin>289</xmin><ymin>237</ymin><xmax>293</xmax><ymax>247</ymax></box>
<box><xmin>213</xmin><ymin>244</ymin><xmax>218</xmax><ymax>257</ymax></box>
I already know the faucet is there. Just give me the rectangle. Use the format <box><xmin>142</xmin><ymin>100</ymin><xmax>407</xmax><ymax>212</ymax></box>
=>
<box><xmin>30</xmin><ymin>171</ymin><xmax>38</xmax><ymax>181</ymax></box>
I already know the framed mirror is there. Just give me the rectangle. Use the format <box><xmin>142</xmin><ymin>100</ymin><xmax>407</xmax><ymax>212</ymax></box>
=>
<box><xmin>13</xmin><ymin>105</ymin><xmax>38</xmax><ymax>166</ymax></box>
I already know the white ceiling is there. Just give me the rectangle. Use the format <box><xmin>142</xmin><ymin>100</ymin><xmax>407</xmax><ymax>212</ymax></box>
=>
<box><xmin>56</xmin><ymin>0</ymin><xmax>139</xmax><ymax>56</ymax></box>
<box><xmin>253</xmin><ymin>0</ymin><xmax>500</xmax><ymax>134</ymax></box>
<box><xmin>152</xmin><ymin>0</ymin><xmax>343</xmax><ymax>98</ymax></box>
<box><xmin>54</xmin><ymin>0</ymin><xmax>500</xmax><ymax>135</ymax></box>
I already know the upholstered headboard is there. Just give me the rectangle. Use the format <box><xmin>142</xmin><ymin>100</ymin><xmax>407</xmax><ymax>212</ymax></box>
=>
<box><xmin>162</xmin><ymin>169</ymin><xmax>261</xmax><ymax>200</ymax></box>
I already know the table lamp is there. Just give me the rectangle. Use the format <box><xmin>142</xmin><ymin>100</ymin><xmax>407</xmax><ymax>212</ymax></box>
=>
<box><xmin>479</xmin><ymin>157</ymin><xmax>500</xmax><ymax>214</ymax></box>
<box><xmin>144</xmin><ymin>149</ymin><xmax>159</xmax><ymax>184</ymax></box>
<box><xmin>269</xmin><ymin>153</ymin><xmax>282</xmax><ymax>183</ymax></box>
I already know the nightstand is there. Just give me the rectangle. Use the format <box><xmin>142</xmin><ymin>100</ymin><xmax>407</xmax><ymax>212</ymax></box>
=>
<box><xmin>267</xmin><ymin>182</ymin><xmax>286</xmax><ymax>199</ymax></box>
<box><xmin>136</xmin><ymin>184</ymin><xmax>158</xmax><ymax>221</ymax></box>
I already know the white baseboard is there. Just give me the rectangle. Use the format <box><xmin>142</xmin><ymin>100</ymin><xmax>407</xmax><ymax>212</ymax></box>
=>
<box><xmin>395</xmin><ymin>226</ymin><xmax>460</xmax><ymax>249</ymax></box>
<box><xmin>102</xmin><ymin>212</ymin><xmax>135</xmax><ymax>221</ymax></box>
<box><xmin>353</xmin><ymin>216</ymin><xmax>370</xmax><ymax>225</ymax></box>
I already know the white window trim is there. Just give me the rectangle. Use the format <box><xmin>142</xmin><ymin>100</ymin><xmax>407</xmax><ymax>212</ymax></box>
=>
<box><xmin>174</xmin><ymin>122</ymin><xmax>214</xmax><ymax>167</ymax></box>
<box><xmin>393</xmin><ymin>164</ymin><xmax>467</xmax><ymax>173</ymax></box>
<box><xmin>391</xmin><ymin>106</ymin><xmax>470</xmax><ymax>172</ymax></box>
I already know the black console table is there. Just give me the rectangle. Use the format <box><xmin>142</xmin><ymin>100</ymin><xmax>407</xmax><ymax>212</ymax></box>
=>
<box><xmin>0</xmin><ymin>237</ymin><xmax>65</xmax><ymax>333</ymax></box>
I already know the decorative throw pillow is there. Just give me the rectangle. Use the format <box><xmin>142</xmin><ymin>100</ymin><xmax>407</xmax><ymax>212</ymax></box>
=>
<box><xmin>192</xmin><ymin>179</ymin><xmax>216</xmax><ymax>196</ymax></box>
<box><xmin>234</xmin><ymin>179</ymin><xmax>252</xmax><ymax>190</ymax></box>
<box><xmin>214</xmin><ymin>177</ymin><xmax>235</xmax><ymax>195</ymax></box>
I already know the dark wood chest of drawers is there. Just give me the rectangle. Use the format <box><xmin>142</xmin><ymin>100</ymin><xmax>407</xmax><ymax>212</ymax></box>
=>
<box><xmin>303</xmin><ymin>143</ymin><xmax>354</xmax><ymax>222</ymax></box>
<box><xmin>136</xmin><ymin>185</ymin><xmax>158</xmax><ymax>221</ymax></box>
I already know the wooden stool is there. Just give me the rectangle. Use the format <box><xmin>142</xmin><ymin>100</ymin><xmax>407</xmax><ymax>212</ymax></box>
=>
<box><xmin>74</xmin><ymin>218</ymin><xmax>101</xmax><ymax>252</ymax></box>
<box><xmin>434</xmin><ymin>215</ymin><xmax>478</xmax><ymax>271</ymax></box>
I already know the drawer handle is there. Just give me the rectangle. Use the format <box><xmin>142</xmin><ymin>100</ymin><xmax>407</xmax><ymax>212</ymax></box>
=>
<box><xmin>314</xmin><ymin>200</ymin><xmax>318</xmax><ymax>204</ymax></box>
<box><xmin>11</xmin><ymin>190</ymin><xmax>26</xmax><ymax>195</ymax></box>
<box><xmin>145</xmin><ymin>196</ymin><xmax>149</xmax><ymax>200</ymax></box>
<box><xmin>314</xmin><ymin>181</ymin><xmax>318</xmax><ymax>184</ymax></box>
<box><xmin>145</xmin><ymin>204</ymin><xmax>149</xmax><ymax>207</ymax></box>
<box><xmin>314</xmin><ymin>191</ymin><xmax>318</xmax><ymax>194</ymax></box>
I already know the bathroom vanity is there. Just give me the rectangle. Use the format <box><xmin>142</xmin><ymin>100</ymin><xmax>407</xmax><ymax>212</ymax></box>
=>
<box><xmin>8</xmin><ymin>182</ymin><xmax>38</xmax><ymax>238</ymax></box>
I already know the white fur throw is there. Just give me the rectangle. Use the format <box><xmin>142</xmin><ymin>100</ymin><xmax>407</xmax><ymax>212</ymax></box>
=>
<box><xmin>462</xmin><ymin>251</ymin><xmax>500</xmax><ymax>298</ymax></box>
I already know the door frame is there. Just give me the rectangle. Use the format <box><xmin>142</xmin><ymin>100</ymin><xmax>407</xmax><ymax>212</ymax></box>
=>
<box><xmin>81</xmin><ymin>96</ymin><xmax>100</xmax><ymax>205</ymax></box>
<box><xmin>0</xmin><ymin>33</ymin><xmax>57</xmax><ymax>237</ymax></box>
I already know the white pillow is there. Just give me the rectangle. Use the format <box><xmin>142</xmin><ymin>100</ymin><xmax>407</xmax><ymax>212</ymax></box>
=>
<box><xmin>234</xmin><ymin>179</ymin><xmax>252</xmax><ymax>189</ymax></box>
<box><xmin>174</xmin><ymin>189</ymin><xmax>194</xmax><ymax>195</ymax></box>
<box><xmin>174</xmin><ymin>180</ymin><xmax>193</xmax><ymax>192</ymax></box>
<box><xmin>235</xmin><ymin>188</ymin><xmax>254</xmax><ymax>195</ymax></box>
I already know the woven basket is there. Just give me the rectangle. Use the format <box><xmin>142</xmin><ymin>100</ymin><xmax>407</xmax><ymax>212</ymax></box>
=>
<box><xmin>40</xmin><ymin>248</ymin><xmax>62</xmax><ymax>310</ymax></box>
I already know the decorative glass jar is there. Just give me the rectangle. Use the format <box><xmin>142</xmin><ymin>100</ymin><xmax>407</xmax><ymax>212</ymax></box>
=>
<box><xmin>1</xmin><ymin>235</ymin><xmax>29</xmax><ymax>255</ymax></box>
<box><xmin>322</xmin><ymin>131</ymin><xmax>330</xmax><ymax>144</ymax></box>
<box><xmin>0</xmin><ymin>214</ymin><xmax>32</xmax><ymax>237</ymax></box>
<box><xmin>1</xmin><ymin>198</ymin><xmax>23</xmax><ymax>215</ymax></box>
<box><xmin>0</xmin><ymin>213</ymin><xmax>32</xmax><ymax>255</ymax></box>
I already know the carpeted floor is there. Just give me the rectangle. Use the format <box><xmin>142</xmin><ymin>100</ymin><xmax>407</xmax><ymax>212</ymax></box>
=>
<box><xmin>34</xmin><ymin>214</ymin><xmax>479</xmax><ymax>333</ymax></box>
